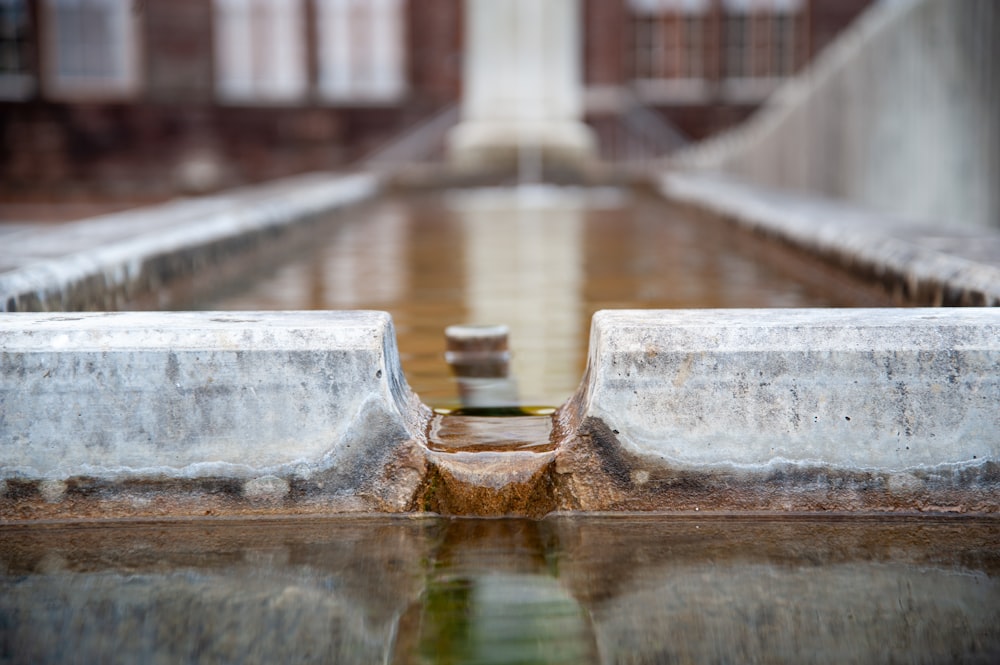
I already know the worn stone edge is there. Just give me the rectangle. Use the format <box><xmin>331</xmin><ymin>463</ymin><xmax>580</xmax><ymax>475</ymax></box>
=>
<box><xmin>659</xmin><ymin>171</ymin><xmax>1000</xmax><ymax>307</ymax></box>
<box><xmin>0</xmin><ymin>310</ymin><xmax>432</xmax><ymax>520</ymax></box>
<box><xmin>0</xmin><ymin>172</ymin><xmax>381</xmax><ymax>312</ymax></box>
<box><xmin>552</xmin><ymin>308</ymin><xmax>1000</xmax><ymax>514</ymax></box>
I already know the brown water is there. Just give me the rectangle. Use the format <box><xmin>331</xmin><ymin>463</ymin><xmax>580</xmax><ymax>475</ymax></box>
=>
<box><xmin>194</xmin><ymin>187</ymin><xmax>886</xmax><ymax>407</ymax></box>
<box><xmin>2</xmin><ymin>516</ymin><xmax>998</xmax><ymax>664</ymax></box>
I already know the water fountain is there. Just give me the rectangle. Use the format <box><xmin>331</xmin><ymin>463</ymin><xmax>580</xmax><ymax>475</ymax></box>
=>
<box><xmin>1</xmin><ymin>1</ymin><xmax>999</xmax><ymax>660</ymax></box>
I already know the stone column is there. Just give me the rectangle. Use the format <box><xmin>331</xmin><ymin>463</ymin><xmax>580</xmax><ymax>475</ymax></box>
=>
<box><xmin>447</xmin><ymin>0</ymin><xmax>596</xmax><ymax>170</ymax></box>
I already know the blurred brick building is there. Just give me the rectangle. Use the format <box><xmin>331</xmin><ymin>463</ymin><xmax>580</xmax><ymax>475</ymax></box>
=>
<box><xmin>0</xmin><ymin>0</ymin><xmax>870</xmax><ymax>201</ymax></box>
<box><xmin>585</xmin><ymin>0</ymin><xmax>873</xmax><ymax>155</ymax></box>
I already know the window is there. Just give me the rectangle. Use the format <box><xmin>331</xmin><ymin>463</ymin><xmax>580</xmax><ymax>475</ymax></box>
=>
<box><xmin>633</xmin><ymin>12</ymin><xmax>655</xmax><ymax>79</ymax></box>
<box><xmin>629</xmin><ymin>0</ymin><xmax>709</xmax><ymax>82</ymax></box>
<box><xmin>42</xmin><ymin>0</ymin><xmax>138</xmax><ymax>98</ymax></box>
<box><xmin>315</xmin><ymin>0</ymin><xmax>405</xmax><ymax>103</ymax></box>
<box><xmin>722</xmin><ymin>0</ymin><xmax>801</xmax><ymax>80</ymax></box>
<box><xmin>724</xmin><ymin>11</ymin><xmax>751</xmax><ymax>78</ymax></box>
<box><xmin>772</xmin><ymin>10</ymin><xmax>796</xmax><ymax>77</ymax></box>
<box><xmin>682</xmin><ymin>13</ymin><xmax>704</xmax><ymax>79</ymax></box>
<box><xmin>0</xmin><ymin>0</ymin><xmax>32</xmax><ymax>99</ymax></box>
<box><xmin>214</xmin><ymin>0</ymin><xmax>307</xmax><ymax>103</ymax></box>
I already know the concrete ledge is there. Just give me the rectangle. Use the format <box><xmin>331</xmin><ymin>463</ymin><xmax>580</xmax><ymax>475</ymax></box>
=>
<box><xmin>0</xmin><ymin>172</ymin><xmax>380</xmax><ymax>312</ymax></box>
<box><xmin>0</xmin><ymin>311</ymin><xmax>430</xmax><ymax>519</ymax></box>
<box><xmin>661</xmin><ymin>172</ymin><xmax>1000</xmax><ymax>307</ymax></box>
<box><xmin>672</xmin><ymin>0</ymin><xmax>1000</xmax><ymax>230</ymax></box>
<box><xmin>554</xmin><ymin>309</ymin><xmax>1000</xmax><ymax>513</ymax></box>
<box><xmin>7</xmin><ymin>308</ymin><xmax>999</xmax><ymax>519</ymax></box>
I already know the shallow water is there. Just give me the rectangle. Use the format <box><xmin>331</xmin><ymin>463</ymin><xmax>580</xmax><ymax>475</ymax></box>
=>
<box><xmin>192</xmin><ymin>188</ymin><xmax>888</xmax><ymax>407</ymax></box>
<box><xmin>2</xmin><ymin>516</ymin><xmax>997</xmax><ymax>664</ymax></box>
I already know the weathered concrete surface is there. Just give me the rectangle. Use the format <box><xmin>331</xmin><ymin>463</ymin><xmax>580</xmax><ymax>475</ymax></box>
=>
<box><xmin>6</xmin><ymin>308</ymin><xmax>1000</xmax><ymax>519</ymax></box>
<box><xmin>676</xmin><ymin>0</ymin><xmax>1000</xmax><ymax>230</ymax></box>
<box><xmin>0</xmin><ymin>311</ymin><xmax>430</xmax><ymax>519</ymax></box>
<box><xmin>417</xmin><ymin>414</ymin><xmax>558</xmax><ymax>517</ymax></box>
<box><xmin>0</xmin><ymin>172</ymin><xmax>379</xmax><ymax>312</ymax></box>
<box><xmin>661</xmin><ymin>171</ymin><xmax>1000</xmax><ymax>307</ymax></box>
<box><xmin>554</xmin><ymin>309</ymin><xmax>1000</xmax><ymax>513</ymax></box>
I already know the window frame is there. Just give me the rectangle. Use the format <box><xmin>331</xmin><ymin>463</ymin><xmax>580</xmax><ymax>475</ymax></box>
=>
<box><xmin>720</xmin><ymin>0</ymin><xmax>803</xmax><ymax>102</ymax></box>
<box><xmin>40</xmin><ymin>0</ymin><xmax>141</xmax><ymax>100</ymax></box>
<box><xmin>722</xmin><ymin>0</ymin><xmax>803</xmax><ymax>80</ymax></box>
<box><xmin>213</xmin><ymin>0</ymin><xmax>309</xmax><ymax>105</ymax></box>
<box><xmin>314</xmin><ymin>0</ymin><xmax>407</xmax><ymax>105</ymax></box>
<box><xmin>0</xmin><ymin>0</ymin><xmax>34</xmax><ymax>100</ymax></box>
<box><xmin>629</xmin><ymin>0</ymin><xmax>712</xmax><ymax>105</ymax></box>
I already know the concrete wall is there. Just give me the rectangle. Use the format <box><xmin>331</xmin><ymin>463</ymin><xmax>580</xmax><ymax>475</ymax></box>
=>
<box><xmin>0</xmin><ymin>311</ymin><xmax>430</xmax><ymax>519</ymax></box>
<box><xmin>0</xmin><ymin>172</ymin><xmax>379</xmax><ymax>312</ymax></box>
<box><xmin>555</xmin><ymin>308</ymin><xmax>1000</xmax><ymax>513</ymax></box>
<box><xmin>4</xmin><ymin>308</ymin><xmax>1000</xmax><ymax>519</ymax></box>
<box><xmin>677</xmin><ymin>0</ymin><xmax>1000</xmax><ymax>229</ymax></box>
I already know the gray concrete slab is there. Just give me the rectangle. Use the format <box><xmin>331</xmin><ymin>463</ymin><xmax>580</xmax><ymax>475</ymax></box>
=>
<box><xmin>555</xmin><ymin>308</ymin><xmax>1000</xmax><ymax>513</ymax></box>
<box><xmin>0</xmin><ymin>311</ymin><xmax>430</xmax><ymax>519</ymax></box>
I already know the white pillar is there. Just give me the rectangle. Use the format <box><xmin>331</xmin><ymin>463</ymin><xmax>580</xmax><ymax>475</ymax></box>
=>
<box><xmin>447</xmin><ymin>0</ymin><xmax>596</xmax><ymax>169</ymax></box>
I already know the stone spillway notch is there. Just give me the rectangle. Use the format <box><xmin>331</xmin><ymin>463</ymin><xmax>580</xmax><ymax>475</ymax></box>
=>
<box><xmin>414</xmin><ymin>409</ymin><xmax>558</xmax><ymax>518</ymax></box>
<box><xmin>0</xmin><ymin>311</ymin><xmax>431</xmax><ymax>520</ymax></box>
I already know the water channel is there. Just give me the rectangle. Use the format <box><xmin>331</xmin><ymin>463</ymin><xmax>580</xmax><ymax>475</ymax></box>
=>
<box><xmin>189</xmin><ymin>187</ymin><xmax>890</xmax><ymax>407</ymax></box>
<box><xmin>6</xmin><ymin>188</ymin><xmax>996</xmax><ymax>663</ymax></box>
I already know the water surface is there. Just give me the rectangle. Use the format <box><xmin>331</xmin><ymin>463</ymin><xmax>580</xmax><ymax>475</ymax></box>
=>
<box><xmin>2</xmin><ymin>516</ymin><xmax>997</xmax><ymax>664</ymax></box>
<box><xmin>193</xmin><ymin>188</ymin><xmax>886</xmax><ymax>406</ymax></box>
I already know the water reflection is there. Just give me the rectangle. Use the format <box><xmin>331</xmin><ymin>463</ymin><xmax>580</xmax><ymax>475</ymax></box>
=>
<box><xmin>318</xmin><ymin>204</ymin><xmax>408</xmax><ymax>308</ymax></box>
<box><xmin>195</xmin><ymin>188</ymin><xmax>885</xmax><ymax>406</ymax></box>
<box><xmin>2</xmin><ymin>517</ymin><xmax>998</xmax><ymax>664</ymax></box>
<box><xmin>451</xmin><ymin>189</ymin><xmax>586</xmax><ymax>410</ymax></box>
<box><xmin>396</xmin><ymin>520</ymin><xmax>597</xmax><ymax>665</ymax></box>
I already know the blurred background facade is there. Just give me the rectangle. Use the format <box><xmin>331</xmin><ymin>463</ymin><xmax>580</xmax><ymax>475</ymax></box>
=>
<box><xmin>0</xmin><ymin>0</ymin><xmax>872</xmax><ymax>202</ymax></box>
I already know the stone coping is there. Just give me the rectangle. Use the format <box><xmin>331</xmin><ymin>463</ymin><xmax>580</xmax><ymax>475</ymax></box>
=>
<box><xmin>660</xmin><ymin>171</ymin><xmax>1000</xmax><ymax>307</ymax></box>
<box><xmin>0</xmin><ymin>311</ymin><xmax>430</xmax><ymax>519</ymax></box>
<box><xmin>3</xmin><ymin>308</ymin><xmax>999</xmax><ymax>519</ymax></box>
<box><xmin>553</xmin><ymin>308</ymin><xmax>1000</xmax><ymax>513</ymax></box>
<box><xmin>0</xmin><ymin>172</ymin><xmax>380</xmax><ymax>312</ymax></box>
